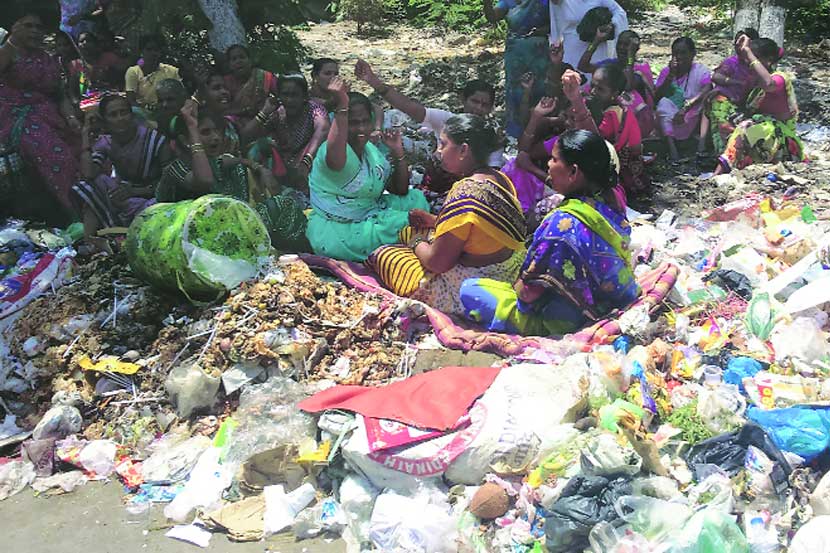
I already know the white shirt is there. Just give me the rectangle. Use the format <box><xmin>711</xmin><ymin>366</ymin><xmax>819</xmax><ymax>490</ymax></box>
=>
<box><xmin>549</xmin><ymin>0</ymin><xmax>629</xmax><ymax>77</ymax></box>
<box><xmin>422</xmin><ymin>108</ymin><xmax>505</xmax><ymax>168</ymax></box>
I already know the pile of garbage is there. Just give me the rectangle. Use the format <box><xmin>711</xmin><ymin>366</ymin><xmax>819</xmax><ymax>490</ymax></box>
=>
<box><xmin>3</xmin><ymin>171</ymin><xmax>830</xmax><ymax>552</ymax></box>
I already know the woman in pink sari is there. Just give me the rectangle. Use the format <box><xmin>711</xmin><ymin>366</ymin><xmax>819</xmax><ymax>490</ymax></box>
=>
<box><xmin>0</xmin><ymin>11</ymin><xmax>82</xmax><ymax>220</ymax></box>
<box><xmin>654</xmin><ymin>37</ymin><xmax>711</xmax><ymax>161</ymax></box>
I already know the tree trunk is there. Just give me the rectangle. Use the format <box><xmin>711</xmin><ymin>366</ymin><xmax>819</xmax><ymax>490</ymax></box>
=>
<box><xmin>759</xmin><ymin>0</ymin><xmax>786</xmax><ymax>47</ymax></box>
<box><xmin>734</xmin><ymin>0</ymin><xmax>786</xmax><ymax>47</ymax></box>
<box><xmin>196</xmin><ymin>0</ymin><xmax>247</xmax><ymax>53</ymax></box>
<box><xmin>734</xmin><ymin>0</ymin><xmax>762</xmax><ymax>35</ymax></box>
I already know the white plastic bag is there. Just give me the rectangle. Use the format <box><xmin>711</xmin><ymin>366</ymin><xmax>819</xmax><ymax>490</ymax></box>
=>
<box><xmin>163</xmin><ymin>447</ymin><xmax>233</xmax><ymax>522</ymax></box>
<box><xmin>810</xmin><ymin>471</ymin><xmax>830</xmax><ymax>516</ymax></box>
<box><xmin>0</xmin><ymin>459</ymin><xmax>36</xmax><ymax>500</ymax></box>
<box><xmin>789</xmin><ymin>515</ymin><xmax>830</xmax><ymax>553</ymax></box>
<box><xmin>769</xmin><ymin>316</ymin><xmax>830</xmax><ymax>363</ymax></box>
<box><xmin>368</xmin><ymin>486</ymin><xmax>458</xmax><ymax>553</ymax></box>
<box><xmin>78</xmin><ymin>440</ymin><xmax>117</xmax><ymax>478</ymax></box>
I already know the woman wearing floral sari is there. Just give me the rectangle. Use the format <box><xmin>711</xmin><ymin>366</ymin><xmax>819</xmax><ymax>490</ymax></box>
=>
<box><xmin>715</xmin><ymin>37</ymin><xmax>805</xmax><ymax>174</ymax></box>
<box><xmin>224</xmin><ymin>45</ymin><xmax>278</xmax><ymax>126</ymax></box>
<box><xmin>0</xmin><ymin>11</ymin><xmax>82</xmax><ymax>219</ymax></box>
<box><xmin>484</xmin><ymin>0</ymin><xmax>551</xmax><ymax>138</ymax></box>
<box><xmin>460</xmin><ymin>129</ymin><xmax>639</xmax><ymax>335</ymax></box>
<box><xmin>705</xmin><ymin>28</ymin><xmax>760</xmax><ymax>155</ymax></box>
<box><xmin>368</xmin><ymin>114</ymin><xmax>527</xmax><ymax>315</ymax></box>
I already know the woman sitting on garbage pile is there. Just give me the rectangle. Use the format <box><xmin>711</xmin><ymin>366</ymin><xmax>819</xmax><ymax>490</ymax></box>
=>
<box><xmin>223</xmin><ymin>44</ymin><xmax>278</xmax><ymax>126</ymax></box>
<box><xmin>565</xmin><ymin>64</ymin><xmax>647</xmax><ymax>195</ymax></box>
<box><xmin>0</xmin><ymin>10</ymin><xmax>82</xmax><ymax>222</ymax></box>
<box><xmin>309</xmin><ymin>57</ymin><xmax>340</xmax><ymax>113</ymax></box>
<box><xmin>306</xmin><ymin>76</ymin><xmax>429</xmax><ymax>261</ymax></box>
<box><xmin>368</xmin><ymin>114</ymin><xmax>527</xmax><ymax>315</ymax></box>
<box><xmin>124</xmin><ymin>34</ymin><xmax>181</xmax><ymax>116</ymax></box>
<box><xmin>261</xmin><ymin>73</ymin><xmax>330</xmax><ymax>198</ymax></box>
<box><xmin>578</xmin><ymin>29</ymin><xmax>656</xmax><ymax>138</ymax></box>
<box><xmin>654</xmin><ymin>37</ymin><xmax>711</xmax><ymax>161</ymax></box>
<box><xmin>703</xmin><ymin>28</ymin><xmax>761</xmax><ymax>155</ymax></box>
<box><xmin>73</xmin><ymin>93</ymin><xmax>173</xmax><ymax>236</ymax></box>
<box><xmin>157</xmin><ymin>102</ymin><xmax>310</xmax><ymax>252</ymax></box>
<box><xmin>715</xmin><ymin>36</ymin><xmax>805</xmax><ymax>174</ymax></box>
<box><xmin>460</xmin><ymin>129</ymin><xmax>640</xmax><ymax>335</ymax></box>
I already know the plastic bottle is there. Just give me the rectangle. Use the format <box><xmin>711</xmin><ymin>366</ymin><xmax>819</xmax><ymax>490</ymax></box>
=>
<box><xmin>745</xmin><ymin>513</ymin><xmax>780</xmax><ymax>553</ymax></box>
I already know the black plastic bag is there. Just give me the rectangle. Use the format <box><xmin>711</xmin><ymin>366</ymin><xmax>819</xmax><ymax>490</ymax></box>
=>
<box><xmin>685</xmin><ymin>423</ymin><xmax>792</xmax><ymax>495</ymax></box>
<box><xmin>703</xmin><ymin>269</ymin><xmax>754</xmax><ymax>299</ymax></box>
<box><xmin>544</xmin><ymin>475</ymin><xmax>632</xmax><ymax>553</ymax></box>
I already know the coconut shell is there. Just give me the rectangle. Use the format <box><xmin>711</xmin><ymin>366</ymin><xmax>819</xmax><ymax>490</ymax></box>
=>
<box><xmin>469</xmin><ymin>482</ymin><xmax>510</xmax><ymax>520</ymax></box>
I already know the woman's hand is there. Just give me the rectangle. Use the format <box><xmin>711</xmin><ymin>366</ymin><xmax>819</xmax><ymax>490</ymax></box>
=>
<box><xmin>354</xmin><ymin>59</ymin><xmax>382</xmax><ymax>90</ymax></box>
<box><xmin>532</xmin><ymin>96</ymin><xmax>557</xmax><ymax>119</ymax></box>
<box><xmin>561</xmin><ymin>70</ymin><xmax>583</xmax><ymax>102</ymax></box>
<box><xmin>180</xmin><ymin>100</ymin><xmax>199</xmax><ymax>129</ymax></box>
<box><xmin>327</xmin><ymin>75</ymin><xmax>350</xmax><ymax>109</ymax></box>
<box><xmin>735</xmin><ymin>34</ymin><xmax>753</xmax><ymax>60</ymax></box>
<box><xmin>594</xmin><ymin>24</ymin><xmax>614</xmax><ymax>44</ymax></box>
<box><xmin>409</xmin><ymin>208</ymin><xmax>436</xmax><ymax>231</ymax></box>
<box><xmin>549</xmin><ymin>40</ymin><xmax>564</xmax><ymax>65</ymax></box>
<box><xmin>381</xmin><ymin>128</ymin><xmax>404</xmax><ymax>157</ymax></box>
<box><xmin>520</xmin><ymin>72</ymin><xmax>536</xmax><ymax>92</ymax></box>
<box><xmin>260</xmin><ymin>95</ymin><xmax>279</xmax><ymax>118</ymax></box>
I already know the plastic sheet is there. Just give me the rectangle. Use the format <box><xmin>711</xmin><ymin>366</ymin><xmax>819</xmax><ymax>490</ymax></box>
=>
<box><xmin>223</xmin><ymin>377</ymin><xmax>316</xmax><ymax>469</ymax></box>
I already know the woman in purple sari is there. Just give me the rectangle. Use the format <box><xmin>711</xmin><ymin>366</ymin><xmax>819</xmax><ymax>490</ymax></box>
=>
<box><xmin>74</xmin><ymin>94</ymin><xmax>173</xmax><ymax>236</ymax></box>
<box><xmin>0</xmin><ymin>11</ymin><xmax>82</xmax><ymax>218</ymax></box>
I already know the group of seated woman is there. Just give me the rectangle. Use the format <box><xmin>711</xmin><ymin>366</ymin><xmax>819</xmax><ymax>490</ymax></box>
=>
<box><xmin>0</xmin><ymin>9</ymin><xmax>807</xmax><ymax>339</ymax></box>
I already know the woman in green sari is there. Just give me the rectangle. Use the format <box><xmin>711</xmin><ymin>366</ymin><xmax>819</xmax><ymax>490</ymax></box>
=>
<box><xmin>158</xmin><ymin>101</ymin><xmax>309</xmax><ymax>252</ymax></box>
<box><xmin>306</xmin><ymin>77</ymin><xmax>429</xmax><ymax>261</ymax></box>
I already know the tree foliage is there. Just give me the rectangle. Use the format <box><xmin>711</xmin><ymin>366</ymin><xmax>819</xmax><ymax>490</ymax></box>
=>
<box><xmin>139</xmin><ymin>0</ymin><xmax>308</xmax><ymax>73</ymax></box>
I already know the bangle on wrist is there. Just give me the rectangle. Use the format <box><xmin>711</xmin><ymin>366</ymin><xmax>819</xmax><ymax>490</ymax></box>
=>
<box><xmin>335</xmin><ymin>107</ymin><xmax>349</xmax><ymax>115</ymax></box>
<box><xmin>749</xmin><ymin>59</ymin><xmax>762</xmax><ymax>68</ymax></box>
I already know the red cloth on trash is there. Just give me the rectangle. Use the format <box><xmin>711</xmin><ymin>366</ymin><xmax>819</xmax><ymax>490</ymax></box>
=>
<box><xmin>298</xmin><ymin>365</ymin><xmax>501</xmax><ymax>431</ymax></box>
